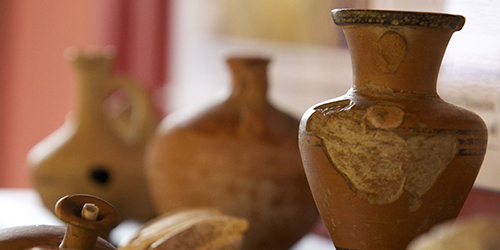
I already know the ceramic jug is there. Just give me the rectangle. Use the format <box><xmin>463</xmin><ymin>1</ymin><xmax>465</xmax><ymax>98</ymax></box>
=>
<box><xmin>27</xmin><ymin>48</ymin><xmax>159</xmax><ymax>223</ymax></box>
<box><xmin>146</xmin><ymin>56</ymin><xmax>319</xmax><ymax>250</ymax></box>
<box><xmin>299</xmin><ymin>9</ymin><xmax>488</xmax><ymax>250</ymax></box>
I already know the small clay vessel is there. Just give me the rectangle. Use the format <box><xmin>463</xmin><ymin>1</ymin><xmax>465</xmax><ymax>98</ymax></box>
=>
<box><xmin>27</xmin><ymin>48</ymin><xmax>158</xmax><ymax>223</ymax></box>
<box><xmin>146</xmin><ymin>56</ymin><xmax>319</xmax><ymax>250</ymax></box>
<box><xmin>299</xmin><ymin>9</ymin><xmax>488</xmax><ymax>249</ymax></box>
<box><xmin>0</xmin><ymin>194</ymin><xmax>120</xmax><ymax>250</ymax></box>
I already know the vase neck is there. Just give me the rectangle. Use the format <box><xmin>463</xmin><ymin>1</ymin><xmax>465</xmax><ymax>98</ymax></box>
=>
<box><xmin>333</xmin><ymin>10</ymin><xmax>464</xmax><ymax>96</ymax></box>
<box><xmin>344</xmin><ymin>25</ymin><xmax>455</xmax><ymax>96</ymax></box>
<box><xmin>71</xmin><ymin>56</ymin><xmax>116</xmax><ymax>126</ymax></box>
<box><xmin>227</xmin><ymin>57</ymin><xmax>269</xmax><ymax>105</ymax></box>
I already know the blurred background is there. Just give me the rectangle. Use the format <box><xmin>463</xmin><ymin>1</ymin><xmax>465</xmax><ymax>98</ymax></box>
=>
<box><xmin>1</xmin><ymin>0</ymin><xmax>500</xmax><ymax>194</ymax></box>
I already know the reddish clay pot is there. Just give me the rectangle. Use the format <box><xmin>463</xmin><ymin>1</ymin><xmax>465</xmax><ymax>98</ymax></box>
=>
<box><xmin>0</xmin><ymin>194</ymin><xmax>119</xmax><ymax>250</ymax></box>
<box><xmin>299</xmin><ymin>9</ymin><xmax>488</xmax><ymax>250</ymax></box>
<box><xmin>146</xmin><ymin>57</ymin><xmax>319</xmax><ymax>250</ymax></box>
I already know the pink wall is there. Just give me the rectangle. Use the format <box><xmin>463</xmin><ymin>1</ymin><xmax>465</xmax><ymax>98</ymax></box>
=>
<box><xmin>93</xmin><ymin>0</ymin><xmax>169</xmax><ymax>115</ymax></box>
<box><xmin>0</xmin><ymin>1</ymin><xmax>95</xmax><ymax>187</ymax></box>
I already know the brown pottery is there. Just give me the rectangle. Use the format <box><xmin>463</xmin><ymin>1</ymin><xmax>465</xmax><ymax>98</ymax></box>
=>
<box><xmin>298</xmin><ymin>9</ymin><xmax>488</xmax><ymax>250</ymax></box>
<box><xmin>146</xmin><ymin>56</ymin><xmax>319</xmax><ymax>250</ymax></box>
<box><xmin>27</xmin><ymin>48</ymin><xmax>158</xmax><ymax>223</ymax></box>
<box><xmin>0</xmin><ymin>194</ymin><xmax>120</xmax><ymax>250</ymax></box>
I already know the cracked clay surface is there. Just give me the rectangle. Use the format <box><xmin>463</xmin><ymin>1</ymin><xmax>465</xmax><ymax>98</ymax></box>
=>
<box><xmin>307</xmin><ymin>97</ymin><xmax>458</xmax><ymax>211</ymax></box>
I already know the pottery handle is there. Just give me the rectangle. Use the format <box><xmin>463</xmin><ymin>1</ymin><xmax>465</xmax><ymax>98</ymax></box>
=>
<box><xmin>112</xmin><ymin>77</ymin><xmax>158</xmax><ymax>145</ymax></box>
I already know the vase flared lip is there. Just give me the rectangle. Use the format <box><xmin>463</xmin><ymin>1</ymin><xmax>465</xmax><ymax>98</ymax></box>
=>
<box><xmin>331</xmin><ymin>9</ymin><xmax>465</xmax><ymax>31</ymax></box>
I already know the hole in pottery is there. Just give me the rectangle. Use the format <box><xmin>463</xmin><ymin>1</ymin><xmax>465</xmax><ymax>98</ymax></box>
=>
<box><xmin>90</xmin><ymin>167</ymin><xmax>111</xmax><ymax>186</ymax></box>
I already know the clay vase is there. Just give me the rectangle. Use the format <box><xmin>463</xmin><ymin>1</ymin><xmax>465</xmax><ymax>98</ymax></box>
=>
<box><xmin>146</xmin><ymin>57</ymin><xmax>319</xmax><ymax>250</ymax></box>
<box><xmin>0</xmin><ymin>194</ymin><xmax>120</xmax><ymax>250</ymax></box>
<box><xmin>298</xmin><ymin>9</ymin><xmax>488</xmax><ymax>250</ymax></box>
<box><xmin>27</xmin><ymin>48</ymin><xmax>158</xmax><ymax>223</ymax></box>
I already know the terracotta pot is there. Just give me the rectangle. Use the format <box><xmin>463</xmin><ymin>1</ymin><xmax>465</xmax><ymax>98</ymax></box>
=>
<box><xmin>0</xmin><ymin>194</ymin><xmax>120</xmax><ymax>250</ymax></box>
<box><xmin>27</xmin><ymin>48</ymin><xmax>158</xmax><ymax>223</ymax></box>
<box><xmin>146</xmin><ymin>57</ymin><xmax>319</xmax><ymax>250</ymax></box>
<box><xmin>298</xmin><ymin>9</ymin><xmax>488</xmax><ymax>250</ymax></box>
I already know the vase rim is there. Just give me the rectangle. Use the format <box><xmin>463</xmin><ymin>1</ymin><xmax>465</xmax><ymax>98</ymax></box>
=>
<box><xmin>331</xmin><ymin>9</ymin><xmax>465</xmax><ymax>31</ymax></box>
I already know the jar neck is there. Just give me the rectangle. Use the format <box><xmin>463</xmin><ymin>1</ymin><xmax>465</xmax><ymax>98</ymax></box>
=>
<box><xmin>227</xmin><ymin>57</ymin><xmax>269</xmax><ymax>104</ymax></box>
<box><xmin>342</xmin><ymin>25</ymin><xmax>456</xmax><ymax>95</ymax></box>
<box><xmin>72</xmin><ymin>63</ymin><xmax>115</xmax><ymax>126</ymax></box>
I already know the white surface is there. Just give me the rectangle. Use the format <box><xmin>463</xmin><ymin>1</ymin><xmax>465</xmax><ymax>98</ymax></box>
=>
<box><xmin>291</xmin><ymin>234</ymin><xmax>335</xmax><ymax>250</ymax></box>
<box><xmin>437</xmin><ymin>1</ymin><xmax>500</xmax><ymax>191</ymax></box>
<box><xmin>0</xmin><ymin>189</ymin><xmax>335</xmax><ymax>249</ymax></box>
<box><xmin>0</xmin><ymin>188</ymin><xmax>61</xmax><ymax>228</ymax></box>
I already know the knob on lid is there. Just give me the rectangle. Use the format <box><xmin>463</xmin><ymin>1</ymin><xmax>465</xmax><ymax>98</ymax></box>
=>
<box><xmin>55</xmin><ymin>194</ymin><xmax>120</xmax><ymax>231</ymax></box>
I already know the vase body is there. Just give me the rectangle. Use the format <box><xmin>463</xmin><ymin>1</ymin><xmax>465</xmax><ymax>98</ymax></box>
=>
<box><xmin>146</xmin><ymin>57</ymin><xmax>319</xmax><ymax>250</ymax></box>
<box><xmin>27</xmin><ymin>49</ymin><xmax>158</xmax><ymax>222</ymax></box>
<box><xmin>299</xmin><ymin>9</ymin><xmax>488</xmax><ymax>250</ymax></box>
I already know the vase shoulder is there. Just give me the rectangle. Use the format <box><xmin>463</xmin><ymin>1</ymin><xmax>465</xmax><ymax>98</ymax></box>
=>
<box><xmin>303</xmin><ymin>90</ymin><xmax>488</xmax><ymax>134</ymax></box>
<box><xmin>161</xmin><ymin>96</ymin><xmax>297</xmax><ymax>142</ymax></box>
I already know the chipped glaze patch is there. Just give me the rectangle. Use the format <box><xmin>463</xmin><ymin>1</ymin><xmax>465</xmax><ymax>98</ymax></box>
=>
<box><xmin>405</xmin><ymin>135</ymin><xmax>458</xmax><ymax>211</ymax></box>
<box><xmin>307</xmin><ymin>99</ymin><xmax>459</xmax><ymax>210</ymax></box>
<box><xmin>314</xmin><ymin>99</ymin><xmax>353</xmax><ymax>116</ymax></box>
<box><xmin>366</xmin><ymin>105</ymin><xmax>405</xmax><ymax>129</ymax></box>
<box><xmin>354</xmin><ymin>82</ymin><xmax>395</xmax><ymax>97</ymax></box>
